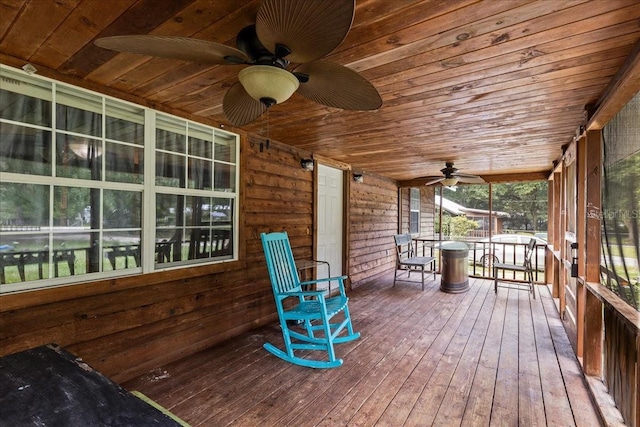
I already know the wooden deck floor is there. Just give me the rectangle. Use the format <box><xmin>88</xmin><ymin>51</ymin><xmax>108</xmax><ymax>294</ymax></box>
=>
<box><xmin>123</xmin><ymin>274</ymin><xmax>603</xmax><ymax>426</ymax></box>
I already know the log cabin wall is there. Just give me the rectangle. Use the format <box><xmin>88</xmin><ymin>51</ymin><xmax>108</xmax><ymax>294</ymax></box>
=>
<box><xmin>0</xmin><ymin>132</ymin><xmax>411</xmax><ymax>383</ymax></box>
<box><xmin>349</xmin><ymin>173</ymin><xmax>398</xmax><ymax>287</ymax></box>
<box><xmin>421</xmin><ymin>187</ymin><xmax>436</xmax><ymax>237</ymax></box>
<box><xmin>400</xmin><ymin>188</ymin><xmax>411</xmax><ymax>233</ymax></box>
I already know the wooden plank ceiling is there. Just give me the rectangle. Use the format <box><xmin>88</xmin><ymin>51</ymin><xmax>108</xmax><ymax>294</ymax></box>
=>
<box><xmin>1</xmin><ymin>0</ymin><xmax>639</xmax><ymax>182</ymax></box>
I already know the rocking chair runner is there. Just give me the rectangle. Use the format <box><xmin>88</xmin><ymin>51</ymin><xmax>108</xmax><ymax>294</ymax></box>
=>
<box><xmin>260</xmin><ymin>232</ymin><xmax>360</xmax><ymax>368</ymax></box>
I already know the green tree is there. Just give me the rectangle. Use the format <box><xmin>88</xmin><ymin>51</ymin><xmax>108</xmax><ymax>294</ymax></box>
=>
<box><xmin>449</xmin><ymin>215</ymin><xmax>478</xmax><ymax>238</ymax></box>
<box><xmin>441</xmin><ymin>182</ymin><xmax>548</xmax><ymax>232</ymax></box>
<box><xmin>493</xmin><ymin>182</ymin><xmax>548</xmax><ymax>231</ymax></box>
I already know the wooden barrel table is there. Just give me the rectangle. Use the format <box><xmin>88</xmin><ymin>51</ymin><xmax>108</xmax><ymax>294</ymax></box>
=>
<box><xmin>440</xmin><ymin>242</ymin><xmax>469</xmax><ymax>293</ymax></box>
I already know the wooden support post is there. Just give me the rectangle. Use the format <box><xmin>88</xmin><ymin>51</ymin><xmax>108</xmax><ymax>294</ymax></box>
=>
<box><xmin>545</xmin><ymin>178</ymin><xmax>554</xmax><ymax>286</ymax></box>
<box><xmin>584</xmin><ymin>288</ymin><xmax>603</xmax><ymax>376</ymax></box>
<box><xmin>575</xmin><ymin>135</ymin><xmax>587</xmax><ymax>357</ymax></box>
<box><xmin>583</xmin><ymin>129</ymin><xmax>603</xmax><ymax>376</ymax></box>
<box><xmin>553</xmin><ymin>172</ymin><xmax>562</xmax><ymax>299</ymax></box>
<box><xmin>559</xmin><ymin>164</ymin><xmax>567</xmax><ymax>318</ymax></box>
<box><xmin>584</xmin><ymin>130</ymin><xmax>602</xmax><ymax>283</ymax></box>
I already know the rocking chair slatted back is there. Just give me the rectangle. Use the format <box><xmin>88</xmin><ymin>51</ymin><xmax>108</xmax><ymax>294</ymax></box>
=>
<box><xmin>265</xmin><ymin>237</ymin><xmax>300</xmax><ymax>294</ymax></box>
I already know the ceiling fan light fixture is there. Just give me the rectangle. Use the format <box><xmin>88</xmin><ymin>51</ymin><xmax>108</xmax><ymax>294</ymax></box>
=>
<box><xmin>238</xmin><ymin>65</ymin><xmax>299</xmax><ymax>106</ymax></box>
<box><xmin>441</xmin><ymin>177</ymin><xmax>460</xmax><ymax>187</ymax></box>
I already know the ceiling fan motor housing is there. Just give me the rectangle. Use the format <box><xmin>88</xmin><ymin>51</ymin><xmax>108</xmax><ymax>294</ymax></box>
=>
<box><xmin>236</xmin><ymin>25</ymin><xmax>289</xmax><ymax>68</ymax></box>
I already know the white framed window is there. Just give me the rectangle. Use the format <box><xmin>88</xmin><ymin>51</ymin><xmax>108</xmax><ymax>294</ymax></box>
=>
<box><xmin>153</xmin><ymin>114</ymin><xmax>236</xmax><ymax>267</ymax></box>
<box><xmin>410</xmin><ymin>188</ymin><xmax>420</xmax><ymax>234</ymax></box>
<box><xmin>0</xmin><ymin>65</ymin><xmax>239</xmax><ymax>293</ymax></box>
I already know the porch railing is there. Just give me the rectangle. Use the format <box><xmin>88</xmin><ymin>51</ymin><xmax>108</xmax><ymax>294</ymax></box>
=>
<box><xmin>584</xmin><ymin>277</ymin><xmax>638</xmax><ymax>427</ymax></box>
<box><xmin>414</xmin><ymin>237</ymin><xmax>545</xmax><ymax>282</ymax></box>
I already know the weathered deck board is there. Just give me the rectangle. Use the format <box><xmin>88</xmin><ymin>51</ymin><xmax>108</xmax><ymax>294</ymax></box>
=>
<box><xmin>123</xmin><ymin>275</ymin><xmax>603</xmax><ymax>426</ymax></box>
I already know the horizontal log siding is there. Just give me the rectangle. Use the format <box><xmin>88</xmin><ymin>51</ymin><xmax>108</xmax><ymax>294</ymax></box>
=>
<box><xmin>349</xmin><ymin>173</ymin><xmax>398</xmax><ymax>287</ymax></box>
<box><xmin>0</xmin><ymin>135</ymin><xmax>315</xmax><ymax>383</ymax></box>
<box><xmin>421</xmin><ymin>186</ymin><xmax>436</xmax><ymax>237</ymax></box>
<box><xmin>400</xmin><ymin>188</ymin><xmax>410</xmax><ymax>233</ymax></box>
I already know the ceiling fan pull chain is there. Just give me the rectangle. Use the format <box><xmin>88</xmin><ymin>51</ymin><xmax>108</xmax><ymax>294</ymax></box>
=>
<box><xmin>259</xmin><ymin>108</ymin><xmax>270</xmax><ymax>152</ymax></box>
<box><xmin>265</xmin><ymin>108</ymin><xmax>270</xmax><ymax>149</ymax></box>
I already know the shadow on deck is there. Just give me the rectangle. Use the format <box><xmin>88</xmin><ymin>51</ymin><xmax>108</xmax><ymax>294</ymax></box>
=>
<box><xmin>124</xmin><ymin>274</ymin><xmax>604</xmax><ymax>426</ymax></box>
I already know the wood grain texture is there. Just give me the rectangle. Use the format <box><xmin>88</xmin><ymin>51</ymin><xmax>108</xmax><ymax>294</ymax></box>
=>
<box><xmin>121</xmin><ymin>277</ymin><xmax>605</xmax><ymax>427</ymax></box>
<box><xmin>0</xmin><ymin>0</ymin><xmax>638</xmax><ymax>181</ymax></box>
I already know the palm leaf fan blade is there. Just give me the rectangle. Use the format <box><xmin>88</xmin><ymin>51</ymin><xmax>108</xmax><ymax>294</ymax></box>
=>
<box><xmin>223</xmin><ymin>82</ymin><xmax>269</xmax><ymax>126</ymax></box>
<box><xmin>256</xmin><ymin>0</ymin><xmax>355</xmax><ymax>63</ymax></box>
<box><xmin>294</xmin><ymin>61</ymin><xmax>381</xmax><ymax>110</ymax></box>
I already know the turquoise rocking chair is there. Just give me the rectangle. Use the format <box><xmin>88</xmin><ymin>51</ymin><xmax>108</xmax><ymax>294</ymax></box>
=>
<box><xmin>260</xmin><ymin>232</ymin><xmax>360</xmax><ymax>368</ymax></box>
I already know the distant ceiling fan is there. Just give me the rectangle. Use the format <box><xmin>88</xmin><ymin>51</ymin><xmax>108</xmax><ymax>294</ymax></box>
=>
<box><xmin>423</xmin><ymin>162</ymin><xmax>485</xmax><ymax>187</ymax></box>
<box><xmin>94</xmin><ymin>0</ymin><xmax>382</xmax><ymax>127</ymax></box>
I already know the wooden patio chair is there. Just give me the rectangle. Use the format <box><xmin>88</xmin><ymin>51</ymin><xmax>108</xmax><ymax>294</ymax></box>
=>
<box><xmin>394</xmin><ymin>233</ymin><xmax>436</xmax><ymax>291</ymax></box>
<box><xmin>260</xmin><ymin>231</ymin><xmax>360</xmax><ymax>368</ymax></box>
<box><xmin>493</xmin><ymin>237</ymin><xmax>537</xmax><ymax>298</ymax></box>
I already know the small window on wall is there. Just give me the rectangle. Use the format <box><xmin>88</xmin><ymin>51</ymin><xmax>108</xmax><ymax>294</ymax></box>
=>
<box><xmin>410</xmin><ymin>188</ymin><xmax>420</xmax><ymax>234</ymax></box>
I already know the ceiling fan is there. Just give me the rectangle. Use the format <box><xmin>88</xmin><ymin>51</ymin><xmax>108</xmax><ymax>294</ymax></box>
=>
<box><xmin>423</xmin><ymin>162</ymin><xmax>485</xmax><ymax>187</ymax></box>
<box><xmin>94</xmin><ymin>0</ymin><xmax>382</xmax><ymax>127</ymax></box>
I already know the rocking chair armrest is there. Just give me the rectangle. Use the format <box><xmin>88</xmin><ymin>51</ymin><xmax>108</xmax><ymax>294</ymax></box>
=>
<box><xmin>277</xmin><ymin>290</ymin><xmax>326</xmax><ymax>299</ymax></box>
<box><xmin>302</xmin><ymin>275</ymin><xmax>347</xmax><ymax>284</ymax></box>
<box><xmin>299</xmin><ymin>275</ymin><xmax>347</xmax><ymax>288</ymax></box>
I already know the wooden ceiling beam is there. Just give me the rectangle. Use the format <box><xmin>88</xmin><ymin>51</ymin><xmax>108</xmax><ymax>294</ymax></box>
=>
<box><xmin>588</xmin><ymin>38</ymin><xmax>640</xmax><ymax>129</ymax></box>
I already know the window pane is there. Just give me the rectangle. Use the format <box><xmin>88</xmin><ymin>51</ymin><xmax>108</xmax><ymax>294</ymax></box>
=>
<box><xmin>410</xmin><ymin>188</ymin><xmax>420</xmax><ymax>211</ymax></box>
<box><xmin>188</xmin><ymin>132</ymin><xmax>212</xmax><ymax>158</ymax></box>
<box><xmin>185</xmin><ymin>196</ymin><xmax>206</xmax><ymax>226</ymax></box>
<box><xmin>53</xmin><ymin>186</ymin><xmax>92</xmax><ymax>227</ymax></box>
<box><xmin>214</xmin><ymin>163</ymin><xmax>235</xmax><ymax>192</ymax></box>
<box><xmin>0</xmin><ymin>123</ymin><xmax>52</xmax><ymax>175</ymax></box>
<box><xmin>103</xmin><ymin>190</ymin><xmax>141</xmax><ymax>229</ymax></box>
<box><xmin>212</xmin><ymin>198</ymin><xmax>233</xmax><ymax>225</ymax></box>
<box><xmin>57</xmin><ymin>104</ymin><xmax>102</xmax><ymax>136</ymax></box>
<box><xmin>0</xmin><ymin>68</ymin><xmax>52</xmax><ymax>127</ymax></box>
<box><xmin>56</xmin><ymin>86</ymin><xmax>102</xmax><ymax>136</ymax></box>
<box><xmin>214</xmin><ymin>134</ymin><xmax>236</xmax><ymax>163</ymax></box>
<box><xmin>103</xmin><ymin>231</ymin><xmax>140</xmax><ymax>271</ymax></box>
<box><xmin>0</xmin><ymin>234</ymin><xmax>50</xmax><ymax>283</ymax></box>
<box><xmin>155</xmin><ymin>228</ymin><xmax>183</xmax><ymax>264</ymax></box>
<box><xmin>0</xmin><ymin>182</ymin><xmax>49</xmax><ymax>227</ymax></box>
<box><xmin>56</xmin><ymin>133</ymin><xmax>102</xmax><ymax>180</ymax></box>
<box><xmin>105</xmin><ymin>142</ymin><xmax>143</xmax><ymax>184</ymax></box>
<box><xmin>156</xmin><ymin>115</ymin><xmax>186</xmax><ymax>153</ymax></box>
<box><xmin>410</xmin><ymin>212</ymin><xmax>419</xmax><ymax>233</ymax></box>
<box><xmin>156</xmin><ymin>152</ymin><xmax>184</xmax><ymax>187</ymax></box>
<box><xmin>156</xmin><ymin>193</ymin><xmax>181</xmax><ymax>227</ymax></box>
<box><xmin>52</xmin><ymin>232</ymin><xmax>92</xmax><ymax>275</ymax></box>
<box><xmin>0</xmin><ymin>90</ymin><xmax>52</xmax><ymax>127</ymax></box>
<box><xmin>188</xmin><ymin>158</ymin><xmax>212</xmax><ymax>190</ymax></box>
<box><xmin>105</xmin><ymin>100</ymin><xmax>144</xmax><ymax>144</ymax></box>
<box><xmin>213</xmin><ymin>198</ymin><xmax>233</xmax><ymax>258</ymax></box>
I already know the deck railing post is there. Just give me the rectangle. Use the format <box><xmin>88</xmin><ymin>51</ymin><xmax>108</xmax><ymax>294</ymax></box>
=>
<box><xmin>583</xmin><ymin>287</ymin><xmax>603</xmax><ymax>376</ymax></box>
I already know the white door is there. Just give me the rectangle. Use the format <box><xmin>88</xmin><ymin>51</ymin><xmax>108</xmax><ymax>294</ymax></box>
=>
<box><xmin>317</xmin><ymin>164</ymin><xmax>343</xmax><ymax>291</ymax></box>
